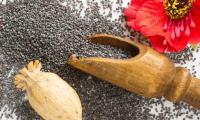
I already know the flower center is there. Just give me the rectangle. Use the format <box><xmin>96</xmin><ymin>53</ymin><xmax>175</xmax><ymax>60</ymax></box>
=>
<box><xmin>164</xmin><ymin>0</ymin><xmax>193</xmax><ymax>19</ymax></box>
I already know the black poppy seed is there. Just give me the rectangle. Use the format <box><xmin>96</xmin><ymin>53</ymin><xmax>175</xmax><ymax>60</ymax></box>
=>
<box><xmin>0</xmin><ymin>0</ymin><xmax>200</xmax><ymax>120</ymax></box>
<box><xmin>166</xmin><ymin>47</ymin><xmax>195</xmax><ymax>64</ymax></box>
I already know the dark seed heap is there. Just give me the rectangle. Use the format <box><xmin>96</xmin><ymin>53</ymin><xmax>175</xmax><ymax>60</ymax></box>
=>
<box><xmin>0</xmin><ymin>0</ymin><xmax>199</xmax><ymax>120</ymax></box>
<box><xmin>0</xmin><ymin>16</ymin><xmax>3</xmax><ymax>29</ymax></box>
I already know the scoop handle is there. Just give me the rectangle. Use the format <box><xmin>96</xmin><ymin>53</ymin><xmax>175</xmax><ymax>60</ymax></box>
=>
<box><xmin>164</xmin><ymin>67</ymin><xmax>200</xmax><ymax>109</ymax></box>
<box><xmin>182</xmin><ymin>77</ymin><xmax>200</xmax><ymax>109</ymax></box>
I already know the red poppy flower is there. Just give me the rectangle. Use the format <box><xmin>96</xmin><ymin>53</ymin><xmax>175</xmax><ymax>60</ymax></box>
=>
<box><xmin>124</xmin><ymin>0</ymin><xmax>200</xmax><ymax>52</ymax></box>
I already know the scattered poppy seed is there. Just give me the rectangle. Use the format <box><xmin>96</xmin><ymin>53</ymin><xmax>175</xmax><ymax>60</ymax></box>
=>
<box><xmin>0</xmin><ymin>0</ymin><xmax>200</xmax><ymax>120</ymax></box>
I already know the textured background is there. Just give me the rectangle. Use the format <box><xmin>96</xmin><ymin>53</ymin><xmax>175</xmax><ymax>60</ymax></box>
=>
<box><xmin>0</xmin><ymin>0</ymin><xmax>200</xmax><ymax>120</ymax></box>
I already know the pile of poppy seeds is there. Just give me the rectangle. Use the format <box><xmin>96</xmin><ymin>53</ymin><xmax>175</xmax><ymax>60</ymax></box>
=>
<box><xmin>0</xmin><ymin>0</ymin><xmax>200</xmax><ymax>120</ymax></box>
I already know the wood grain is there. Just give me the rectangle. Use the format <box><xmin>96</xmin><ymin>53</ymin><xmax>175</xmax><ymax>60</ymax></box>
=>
<box><xmin>68</xmin><ymin>34</ymin><xmax>200</xmax><ymax>109</ymax></box>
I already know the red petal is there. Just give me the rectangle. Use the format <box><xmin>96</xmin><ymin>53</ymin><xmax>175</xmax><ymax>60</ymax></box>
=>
<box><xmin>169</xmin><ymin>36</ymin><xmax>188</xmax><ymax>51</ymax></box>
<box><xmin>194</xmin><ymin>0</ymin><xmax>200</xmax><ymax>7</ymax></box>
<box><xmin>135</xmin><ymin>0</ymin><xmax>167</xmax><ymax>36</ymax></box>
<box><xmin>131</xmin><ymin>0</ymin><xmax>162</xmax><ymax>5</ymax></box>
<box><xmin>188</xmin><ymin>31</ymin><xmax>200</xmax><ymax>44</ymax></box>
<box><xmin>149</xmin><ymin>36</ymin><xmax>167</xmax><ymax>52</ymax></box>
<box><xmin>188</xmin><ymin>7</ymin><xmax>200</xmax><ymax>44</ymax></box>
<box><xmin>131</xmin><ymin>0</ymin><xmax>146</xmax><ymax>7</ymax></box>
<box><xmin>124</xmin><ymin>0</ymin><xmax>147</xmax><ymax>31</ymax></box>
<box><xmin>149</xmin><ymin>35</ymin><xmax>186</xmax><ymax>52</ymax></box>
<box><xmin>124</xmin><ymin>6</ymin><xmax>137</xmax><ymax>19</ymax></box>
<box><xmin>127</xmin><ymin>19</ymin><xmax>140</xmax><ymax>31</ymax></box>
<box><xmin>161</xmin><ymin>26</ymin><xmax>188</xmax><ymax>51</ymax></box>
<box><xmin>191</xmin><ymin>7</ymin><xmax>200</xmax><ymax>26</ymax></box>
<box><xmin>124</xmin><ymin>0</ymin><xmax>147</xmax><ymax>19</ymax></box>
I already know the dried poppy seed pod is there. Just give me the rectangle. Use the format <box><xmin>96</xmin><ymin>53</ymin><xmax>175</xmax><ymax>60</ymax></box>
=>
<box><xmin>68</xmin><ymin>34</ymin><xmax>200</xmax><ymax>109</ymax></box>
<box><xmin>14</xmin><ymin>60</ymin><xmax>82</xmax><ymax>120</ymax></box>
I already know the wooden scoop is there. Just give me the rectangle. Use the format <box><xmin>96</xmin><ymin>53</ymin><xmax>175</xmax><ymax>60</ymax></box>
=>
<box><xmin>68</xmin><ymin>34</ymin><xmax>200</xmax><ymax>109</ymax></box>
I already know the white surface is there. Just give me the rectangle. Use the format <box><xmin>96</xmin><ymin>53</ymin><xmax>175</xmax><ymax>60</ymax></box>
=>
<box><xmin>1</xmin><ymin>0</ymin><xmax>200</xmax><ymax>120</ymax></box>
